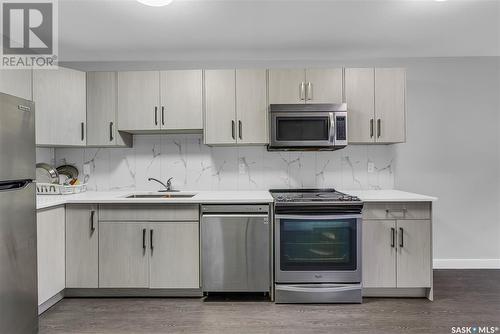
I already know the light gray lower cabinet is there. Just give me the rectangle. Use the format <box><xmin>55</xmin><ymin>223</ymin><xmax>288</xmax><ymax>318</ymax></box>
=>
<box><xmin>149</xmin><ymin>222</ymin><xmax>199</xmax><ymax>289</ymax></box>
<box><xmin>99</xmin><ymin>222</ymin><xmax>150</xmax><ymax>288</ymax></box>
<box><xmin>37</xmin><ymin>207</ymin><xmax>65</xmax><ymax>306</ymax></box>
<box><xmin>362</xmin><ymin>202</ymin><xmax>432</xmax><ymax>297</ymax></box>
<box><xmin>65</xmin><ymin>205</ymin><xmax>99</xmax><ymax>288</ymax></box>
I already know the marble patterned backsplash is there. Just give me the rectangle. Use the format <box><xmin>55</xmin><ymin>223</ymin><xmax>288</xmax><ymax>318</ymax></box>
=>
<box><xmin>45</xmin><ymin>134</ymin><xmax>395</xmax><ymax>192</ymax></box>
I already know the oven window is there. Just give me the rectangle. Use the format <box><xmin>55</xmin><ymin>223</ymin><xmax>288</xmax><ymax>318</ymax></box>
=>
<box><xmin>276</xmin><ymin>117</ymin><xmax>330</xmax><ymax>141</ymax></box>
<box><xmin>280</xmin><ymin>218</ymin><xmax>357</xmax><ymax>271</ymax></box>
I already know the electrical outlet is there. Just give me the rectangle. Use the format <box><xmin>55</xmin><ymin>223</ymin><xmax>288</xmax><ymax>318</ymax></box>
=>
<box><xmin>367</xmin><ymin>162</ymin><xmax>375</xmax><ymax>174</ymax></box>
<box><xmin>83</xmin><ymin>162</ymin><xmax>91</xmax><ymax>175</ymax></box>
<box><xmin>239</xmin><ymin>162</ymin><xmax>246</xmax><ymax>175</ymax></box>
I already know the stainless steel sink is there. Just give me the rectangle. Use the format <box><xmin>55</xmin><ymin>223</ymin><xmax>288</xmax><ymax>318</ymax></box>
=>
<box><xmin>125</xmin><ymin>193</ymin><xmax>196</xmax><ymax>199</ymax></box>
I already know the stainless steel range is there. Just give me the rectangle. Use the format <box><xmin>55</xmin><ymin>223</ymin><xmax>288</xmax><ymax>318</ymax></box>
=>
<box><xmin>270</xmin><ymin>189</ymin><xmax>363</xmax><ymax>304</ymax></box>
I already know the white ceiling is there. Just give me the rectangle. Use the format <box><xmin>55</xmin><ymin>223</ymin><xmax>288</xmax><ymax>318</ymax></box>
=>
<box><xmin>59</xmin><ymin>0</ymin><xmax>500</xmax><ymax>63</ymax></box>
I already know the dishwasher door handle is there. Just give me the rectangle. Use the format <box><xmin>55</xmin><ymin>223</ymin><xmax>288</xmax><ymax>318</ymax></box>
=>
<box><xmin>202</xmin><ymin>214</ymin><xmax>269</xmax><ymax>219</ymax></box>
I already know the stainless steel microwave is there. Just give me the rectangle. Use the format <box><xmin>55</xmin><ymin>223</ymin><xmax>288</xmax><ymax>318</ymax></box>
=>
<box><xmin>268</xmin><ymin>103</ymin><xmax>348</xmax><ymax>151</ymax></box>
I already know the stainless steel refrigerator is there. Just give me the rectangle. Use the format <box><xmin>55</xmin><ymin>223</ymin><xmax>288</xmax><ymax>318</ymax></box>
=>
<box><xmin>0</xmin><ymin>92</ymin><xmax>38</xmax><ymax>333</ymax></box>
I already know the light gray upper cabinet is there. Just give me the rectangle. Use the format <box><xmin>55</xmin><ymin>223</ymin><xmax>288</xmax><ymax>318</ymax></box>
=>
<box><xmin>117</xmin><ymin>71</ymin><xmax>161</xmax><ymax>132</ymax></box>
<box><xmin>304</xmin><ymin>68</ymin><xmax>343</xmax><ymax>103</ymax></box>
<box><xmin>65</xmin><ymin>205</ymin><xmax>99</xmax><ymax>288</ymax></box>
<box><xmin>117</xmin><ymin>70</ymin><xmax>203</xmax><ymax>133</ymax></box>
<box><xmin>345</xmin><ymin>67</ymin><xmax>406</xmax><ymax>144</ymax></box>
<box><xmin>0</xmin><ymin>69</ymin><xmax>32</xmax><ymax>100</ymax></box>
<box><xmin>268</xmin><ymin>68</ymin><xmax>343</xmax><ymax>104</ymax></box>
<box><xmin>268</xmin><ymin>69</ymin><xmax>305</xmax><ymax>104</ymax></box>
<box><xmin>204</xmin><ymin>69</ymin><xmax>268</xmax><ymax>145</ymax></box>
<box><xmin>235</xmin><ymin>69</ymin><xmax>268</xmax><ymax>145</ymax></box>
<box><xmin>160</xmin><ymin>70</ymin><xmax>203</xmax><ymax>131</ymax></box>
<box><xmin>374</xmin><ymin>68</ymin><xmax>406</xmax><ymax>143</ymax></box>
<box><xmin>33</xmin><ymin>67</ymin><xmax>86</xmax><ymax>146</ymax></box>
<box><xmin>86</xmin><ymin>72</ymin><xmax>132</xmax><ymax>147</ymax></box>
<box><xmin>345</xmin><ymin>68</ymin><xmax>375</xmax><ymax>143</ymax></box>
<box><xmin>204</xmin><ymin>69</ymin><xmax>236</xmax><ymax>145</ymax></box>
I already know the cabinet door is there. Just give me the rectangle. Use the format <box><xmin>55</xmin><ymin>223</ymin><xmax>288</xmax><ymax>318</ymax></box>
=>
<box><xmin>362</xmin><ymin>220</ymin><xmax>396</xmax><ymax>288</ymax></box>
<box><xmin>235</xmin><ymin>69</ymin><xmax>268</xmax><ymax>144</ymax></box>
<box><xmin>268</xmin><ymin>69</ymin><xmax>305</xmax><ymax>104</ymax></box>
<box><xmin>305</xmin><ymin>68</ymin><xmax>343</xmax><ymax>103</ymax></box>
<box><xmin>33</xmin><ymin>67</ymin><xmax>86</xmax><ymax>146</ymax></box>
<box><xmin>117</xmin><ymin>71</ymin><xmax>160</xmax><ymax>132</ymax></box>
<box><xmin>396</xmin><ymin>220</ymin><xmax>431</xmax><ymax>288</ymax></box>
<box><xmin>86</xmin><ymin>72</ymin><xmax>132</xmax><ymax>147</ymax></box>
<box><xmin>204</xmin><ymin>70</ymin><xmax>236</xmax><ymax>145</ymax></box>
<box><xmin>99</xmin><ymin>222</ymin><xmax>149</xmax><ymax>288</ymax></box>
<box><xmin>345</xmin><ymin>68</ymin><xmax>375</xmax><ymax>143</ymax></box>
<box><xmin>149</xmin><ymin>222</ymin><xmax>199</xmax><ymax>289</ymax></box>
<box><xmin>37</xmin><ymin>207</ymin><xmax>65</xmax><ymax>305</ymax></box>
<box><xmin>375</xmin><ymin>68</ymin><xmax>406</xmax><ymax>143</ymax></box>
<box><xmin>65</xmin><ymin>205</ymin><xmax>99</xmax><ymax>288</ymax></box>
<box><xmin>160</xmin><ymin>70</ymin><xmax>203</xmax><ymax>130</ymax></box>
<box><xmin>0</xmin><ymin>69</ymin><xmax>32</xmax><ymax>100</ymax></box>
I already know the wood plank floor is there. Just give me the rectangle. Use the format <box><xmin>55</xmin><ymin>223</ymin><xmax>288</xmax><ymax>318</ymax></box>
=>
<box><xmin>39</xmin><ymin>270</ymin><xmax>500</xmax><ymax>334</ymax></box>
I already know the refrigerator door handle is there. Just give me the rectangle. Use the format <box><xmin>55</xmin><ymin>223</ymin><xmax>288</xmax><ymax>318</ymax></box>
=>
<box><xmin>0</xmin><ymin>180</ymin><xmax>31</xmax><ymax>192</ymax></box>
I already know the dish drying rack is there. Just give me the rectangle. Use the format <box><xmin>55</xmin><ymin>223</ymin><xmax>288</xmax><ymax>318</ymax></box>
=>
<box><xmin>36</xmin><ymin>183</ymin><xmax>87</xmax><ymax>195</ymax></box>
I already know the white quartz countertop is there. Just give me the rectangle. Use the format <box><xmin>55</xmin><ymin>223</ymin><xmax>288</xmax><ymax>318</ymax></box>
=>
<box><xmin>341</xmin><ymin>189</ymin><xmax>438</xmax><ymax>203</ymax></box>
<box><xmin>36</xmin><ymin>189</ymin><xmax>437</xmax><ymax>210</ymax></box>
<box><xmin>36</xmin><ymin>190</ymin><xmax>274</xmax><ymax>210</ymax></box>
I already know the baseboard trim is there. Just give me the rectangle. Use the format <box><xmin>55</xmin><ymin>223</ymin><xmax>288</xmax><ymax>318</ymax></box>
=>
<box><xmin>65</xmin><ymin>288</ymin><xmax>203</xmax><ymax>298</ymax></box>
<box><xmin>433</xmin><ymin>259</ymin><xmax>500</xmax><ymax>269</ymax></box>
<box><xmin>38</xmin><ymin>290</ymin><xmax>64</xmax><ymax>315</ymax></box>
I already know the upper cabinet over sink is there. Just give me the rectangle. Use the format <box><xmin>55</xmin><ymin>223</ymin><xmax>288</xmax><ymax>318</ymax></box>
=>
<box><xmin>268</xmin><ymin>68</ymin><xmax>343</xmax><ymax>104</ymax></box>
<box><xmin>117</xmin><ymin>70</ymin><xmax>203</xmax><ymax>133</ymax></box>
<box><xmin>345</xmin><ymin>68</ymin><xmax>406</xmax><ymax>144</ymax></box>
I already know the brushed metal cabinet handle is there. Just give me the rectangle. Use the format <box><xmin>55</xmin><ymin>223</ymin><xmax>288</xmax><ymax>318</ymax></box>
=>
<box><xmin>370</xmin><ymin>119</ymin><xmax>374</xmax><ymax>138</ymax></box>
<box><xmin>399</xmin><ymin>227</ymin><xmax>404</xmax><ymax>248</ymax></box>
<box><xmin>90</xmin><ymin>210</ymin><xmax>96</xmax><ymax>233</ymax></box>
<box><xmin>238</xmin><ymin>120</ymin><xmax>242</xmax><ymax>140</ymax></box>
<box><xmin>109</xmin><ymin>122</ymin><xmax>114</xmax><ymax>142</ymax></box>
<box><xmin>299</xmin><ymin>82</ymin><xmax>305</xmax><ymax>100</ymax></box>
<box><xmin>161</xmin><ymin>106</ymin><xmax>165</xmax><ymax>126</ymax></box>
<box><xmin>81</xmin><ymin>122</ymin><xmax>85</xmax><ymax>141</ymax></box>
<box><xmin>306</xmin><ymin>82</ymin><xmax>312</xmax><ymax>100</ymax></box>
<box><xmin>154</xmin><ymin>106</ymin><xmax>158</xmax><ymax>126</ymax></box>
<box><xmin>231</xmin><ymin>120</ymin><xmax>236</xmax><ymax>140</ymax></box>
<box><xmin>377</xmin><ymin>119</ymin><xmax>381</xmax><ymax>138</ymax></box>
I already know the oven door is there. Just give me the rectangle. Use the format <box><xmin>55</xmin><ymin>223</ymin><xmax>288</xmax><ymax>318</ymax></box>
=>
<box><xmin>275</xmin><ymin>214</ymin><xmax>362</xmax><ymax>283</ymax></box>
<box><xmin>270</xmin><ymin>112</ymin><xmax>334</xmax><ymax>148</ymax></box>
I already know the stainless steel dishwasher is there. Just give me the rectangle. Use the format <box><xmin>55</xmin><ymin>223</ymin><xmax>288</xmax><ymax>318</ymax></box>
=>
<box><xmin>201</xmin><ymin>205</ymin><xmax>270</xmax><ymax>293</ymax></box>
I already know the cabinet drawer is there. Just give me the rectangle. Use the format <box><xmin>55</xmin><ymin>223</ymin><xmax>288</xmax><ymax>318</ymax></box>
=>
<box><xmin>363</xmin><ymin>202</ymin><xmax>431</xmax><ymax>220</ymax></box>
<box><xmin>99</xmin><ymin>204</ymin><xmax>199</xmax><ymax>221</ymax></box>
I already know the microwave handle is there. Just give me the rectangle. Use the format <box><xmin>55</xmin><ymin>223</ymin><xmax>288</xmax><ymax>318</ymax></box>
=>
<box><xmin>329</xmin><ymin>113</ymin><xmax>335</xmax><ymax>143</ymax></box>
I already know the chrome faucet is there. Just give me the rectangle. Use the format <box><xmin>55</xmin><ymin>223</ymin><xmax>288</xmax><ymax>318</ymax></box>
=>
<box><xmin>148</xmin><ymin>177</ymin><xmax>175</xmax><ymax>192</ymax></box>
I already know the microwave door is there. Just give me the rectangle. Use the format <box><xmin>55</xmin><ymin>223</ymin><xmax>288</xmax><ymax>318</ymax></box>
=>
<box><xmin>271</xmin><ymin>112</ymin><xmax>334</xmax><ymax>147</ymax></box>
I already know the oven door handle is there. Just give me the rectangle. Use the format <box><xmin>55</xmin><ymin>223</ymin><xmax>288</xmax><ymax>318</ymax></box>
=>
<box><xmin>275</xmin><ymin>214</ymin><xmax>362</xmax><ymax>220</ymax></box>
<box><xmin>277</xmin><ymin>284</ymin><xmax>361</xmax><ymax>293</ymax></box>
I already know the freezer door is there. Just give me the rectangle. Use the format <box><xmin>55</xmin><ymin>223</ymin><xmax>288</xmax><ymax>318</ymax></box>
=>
<box><xmin>201</xmin><ymin>214</ymin><xmax>270</xmax><ymax>292</ymax></box>
<box><xmin>0</xmin><ymin>92</ymin><xmax>35</xmax><ymax>181</ymax></box>
<box><xmin>0</xmin><ymin>182</ymin><xmax>38</xmax><ymax>333</ymax></box>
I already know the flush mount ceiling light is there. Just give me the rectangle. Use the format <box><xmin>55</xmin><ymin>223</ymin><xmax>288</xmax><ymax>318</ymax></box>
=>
<box><xmin>137</xmin><ymin>0</ymin><xmax>174</xmax><ymax>7</ymax></box>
